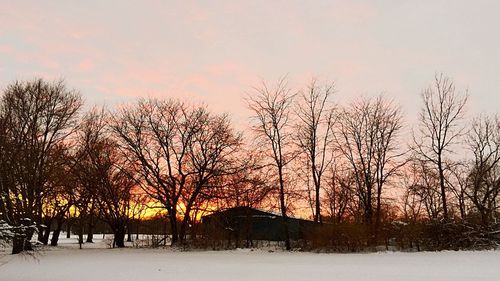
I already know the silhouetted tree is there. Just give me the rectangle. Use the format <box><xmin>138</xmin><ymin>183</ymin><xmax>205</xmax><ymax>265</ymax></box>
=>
<box><xmin>247</xmin><ymin>78</ymin><xmax>296</xmax><ymax>250</ymax></box>
<box><xmin>405</xmin><ymin>159</ymin><xmax>443</xmax><ymax>220</ymax></box>
<box><xmin>112</xmin><ymin>99</ymin><xmax>241</xmax><ymax>245</ymax></box>
<box><xmin>334</xmin><ymin>96</ymin><xmax>404</xmax><ymax>233</ymax></box>
<box><xmin>295</xmin><ymin>80</ymin><xmax>336</xmax><ymax>223</ymax></box>
<box><xmin>74</xmin><ymin>109</ymin><xmax>135</xmax><ymax>248</ymax></box>
<box><xmin>465</xmin><ymin>115</ymin><xmax>500</xmax><ymax>225</ymax></box>
<box><xmin>0</xmin><ymin>78</ymin><xmax>82</xmax><ymax>254</ymax></box>
<box><xmin>412</xmin><ymin>74</ymin><xmax>468</xmax><ymax>221</ymax></box>
<box><xmin>323</xmin><ymin>163</ymin><xmax>356</xmax><ymax>223</ymax></box>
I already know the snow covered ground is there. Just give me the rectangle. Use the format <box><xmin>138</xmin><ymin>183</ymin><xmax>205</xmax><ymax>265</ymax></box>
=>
<box><xmin>1</xmin><ymin>236</ymin><xmax>499</xmax><ymax>281</ymax></box>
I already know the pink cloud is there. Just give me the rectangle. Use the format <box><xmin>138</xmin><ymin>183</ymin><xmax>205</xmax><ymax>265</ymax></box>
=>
<box><xmin>78</xmin><ymin>59</ymin><xmax>95</xmax><ymax>71</ymax></box>
<box><xmin>0</xmin><ymin>45</ymin><xmax>14</xmax><ymax>54</ymax></box>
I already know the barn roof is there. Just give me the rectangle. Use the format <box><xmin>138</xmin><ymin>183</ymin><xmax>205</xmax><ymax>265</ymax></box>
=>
<box><xmin>202</xmin><ymin>206</ymin><xmax>313</xmax><ymax>223</ymax></box>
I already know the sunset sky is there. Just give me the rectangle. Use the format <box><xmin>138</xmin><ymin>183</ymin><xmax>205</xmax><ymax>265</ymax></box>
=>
<box><xmin>1</xmin><ymin>1</ymin><xmax>499</xmax><ymax>126</ymax></box>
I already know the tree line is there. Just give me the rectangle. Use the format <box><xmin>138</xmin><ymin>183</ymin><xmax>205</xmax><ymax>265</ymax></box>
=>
<box><xmin>0</xmin><ymin>75</ymin><xmax>498</xmax><ymax>254</ymax></box>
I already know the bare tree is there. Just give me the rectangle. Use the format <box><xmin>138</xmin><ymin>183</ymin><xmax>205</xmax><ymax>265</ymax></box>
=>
<box><xmin>0</xmin><ymin>111</ymin><xmax>18</xmax><ymax>246</ymax></box>
<box><xmin>111</xmin><ymin>99</ymin><xmax>188</xmax><ymax>245</ymax></box>
<box><xmin>112</xmin><ymin>99</ymin><xmax>241</xmax><ymax>245</ymax></box>
<box><xmin>412</xmin><ymin>74</ymin><xmax>468</xmax><ymax>221</ymax></box>
<box><xmin>70</xmin><ymin>162</ymin><xmax>98</xmax><ymax>246</ymax></box>
<box><xmin>39</xmin><ymin>144</ymin><xmax>75</xmax><ymax>246</ymax></box>
<box><xmin>405</xmin><ymin>159</ymin><xmax>443</xmax><ymax>220</ymax></box>
<box><xmin>401</xmin><ymin>181</ymin><xmax>424</xmax><ymax>223</ymax></box>
<box><xmin>211</xmin><ymin>151</ymin><xmax>273</xmax><ymax>210</ymax></box>
<box><xmin>178</xmin><ymin>111</ymin><xmax>242</xmax><ymax>242</ymax></box>
<box><xmin>447</xmin><ymin>161</ymin><xmax>470</xmax><ymax>220</ymax></box>
<box><xmin>247</xmin><ymin>78</ymin><xmax>296</xmax><ymax>250</ymax></box>
<box><xmin>323</xmin><ymin>163</ymin><xmax>355</xmax><ymax>223</ymax></box>
<box><xmin>465</xmin><ymin>115</ymin><xmax>500</xmax><ymax>225</ymax></box>
<box><xmin>334</xmin><ymin>95</ymin><xmax>404</xmax><ymax>230</ymax></box>
<box><xmin>0</xmin><ymin>78</ymin><xmax>82</xmax><ymax>254</ymax></box>
<box><xmin>295</xmin><ymin>80</ymin><xmax>336</xmax><ymax>223</ymax></box>
<box><xmin>127</xmin><ymin>192</ymin><xmax>149</xmax><ymax>242</ymax></box>
<box><xmin>73</xmin><ymin>109</ymin><xmax>136</xmax><ymax>248</ymax></box>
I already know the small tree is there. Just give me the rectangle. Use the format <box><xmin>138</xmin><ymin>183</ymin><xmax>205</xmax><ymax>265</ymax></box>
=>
<box><xmin>40</xmin><ymin>144</ymin><xmax>75</xmax><ymax>246</ymax></box>
<box><xmin>323</xmin><ymin>163</ymin><xmax>356</xmax><ymax>223</ymax></box>
<box><xmin>405</xmin><ymin>159</ymin><xmax>443</xmax><ymax>220</ymax></box>
<box><xmin>74</xmin><ymin>109</ymin><xmax>135</xmax><ymax>247</ymax></box>
<box><xmin>247</xmin><ymin>78</ymin><xmax>296</xmax><ymax>250</ymax></box>
<box><xmin>334</xmin><ymin>96</ymin><xmax>404</xmax><ymax>230</ymax></box>
<box><xmin>295</xmin><ymin>80</ymin><xmax>336</xmax><ymax>223</ymax></box>
<box><xmin>465</xmin><ymin>115</ymin><xmax>500</xmax><ymax>225</ymax></box>
<box><xmin>412</xmin><ymin>74</ymin><xmax>468</xmax><ymax>221</ymax></box>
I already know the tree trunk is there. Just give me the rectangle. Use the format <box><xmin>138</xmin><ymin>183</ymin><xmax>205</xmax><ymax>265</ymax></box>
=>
<box><xmin>78</xmin><ymin>220</ymin><xmax>84</xmax><ymax>248</ymax></box>
<box><xmin>459</xmin><ymin>199</ymin><xmax>466</xmax><ymax>221</ymax></box>
<box><xmin>364</xmin><ymin>193</ymin><xmax>375</xmax><ymax>246</ymax></box>
<box><xmin>311</xmin><ymin>165</ymin><xmax>321</xmax><ymax>223</ymax></box>
<box><xmin>438</xmin><ymin>158</ymin><xmax>448</xmax><ymax>221</ymax></box>
<box><xmin>66</xmin><ymin>222</ymin><xmax>71</xmax><ymax>238</ymax></box>
<box><xmin>179</xmin><ymin>207</ymin><xmax>192</xmax><ymax>244</ymax></box>
<box><xmin>86</xmin><ymin>230</ymin><xmax>94</xmax><ymax>243</ymax></box>
<box><xmin>314</xmin><ymin>184</ymin><xmax>321</xmax><ymax>223</ymax></box>
<box><xmin>86</xmin><ymin>213</ymin><xmax>94</xmax><ymax>243</ymax></box>
<box><xmin>278</xmin><ymin>166</ymin><xmax>291</xmax><ymax>251</ymax></box>
<box><xmin>127</xmin><ymin>224</ymin><xmax>132</xmax><ymax>242</ymax></box>
<box><xmin>41</xmin><ymin>224</ymin><xmax>51</xmax><ymax>245</ymax></box>
<box><xmin>50</xmin><ymin>218</ymin><xmax>64</xmax><ymax>246</ymax></box>
<box><xmin>12</xmin><ymin>223</ymin><xmax>35</xmax><ymax>254</ymax></box>
<box><xmin>374</xmin><ymin>182</ymin><xmax>383</xmax><ymax>243</ymax></box>
<box><xmin>114</xmin><ymin>226</ymin><xmax>126</xmax><ymax>248</ymax></box>
<box><xmin>169</xmin><ymin>209</ymin><xmax>178</xmax><ymax>246</ymax></box>
<box><xmin>37</xmin><ymin>225</ymin><xmax>44</xmax><ymax>243</ymax></box>
<box><xmin>86</xmin><ymin>223</ymin><xmax>94</xmax><ymax>243</ymax></box>
<box><xmin>12</xmin><ymin>236</ymin><xmax>31</xmax><ymax>254</ymax></box>
<box><xmin>480</xmin><ymin>209</ymin><xmax>490</xmax><ymax>226</ymax></box>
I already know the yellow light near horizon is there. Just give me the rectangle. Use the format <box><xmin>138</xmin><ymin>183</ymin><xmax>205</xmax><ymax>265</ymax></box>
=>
<box><xmin>136</xmin><ymin>201</ymin><xmax>167</xmax><ymax>219</ymax></box>
<box><xmin>139</xmin><ymin>201</ymin><xmax>218</xmax><ymax>221</ymax></box>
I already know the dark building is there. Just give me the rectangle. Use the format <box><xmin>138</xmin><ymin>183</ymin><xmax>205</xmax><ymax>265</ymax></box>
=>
<box><xmin>201</xmin><ymin>206</ymin><xmax>318</xmax><ymax>243</ymax></box>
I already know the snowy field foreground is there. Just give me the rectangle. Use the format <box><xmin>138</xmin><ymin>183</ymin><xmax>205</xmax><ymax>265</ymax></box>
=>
<box><xmin>1</xmin><ymin>238</ymin><xmax>500</xmax><ymax>281</ymax></box>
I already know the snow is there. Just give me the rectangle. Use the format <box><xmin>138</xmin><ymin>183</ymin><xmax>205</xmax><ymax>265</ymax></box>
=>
<box><xmin>1</xmin><ymin>236</ymin><xmax>499</xmax><ymax>281</ymax></box>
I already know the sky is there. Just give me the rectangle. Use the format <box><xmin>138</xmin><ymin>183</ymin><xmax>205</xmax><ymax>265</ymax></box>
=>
<box><xmin>1</xmin><ymin>0</ymin><xmax>499</xmax><ymax>128</ymax></box>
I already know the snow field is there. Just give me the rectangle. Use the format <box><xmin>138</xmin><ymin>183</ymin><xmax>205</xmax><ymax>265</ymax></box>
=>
<box><xmin>1</xmin><ymin>245</ymin><xmax>499</xmax><ymax>281</ymax></box>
